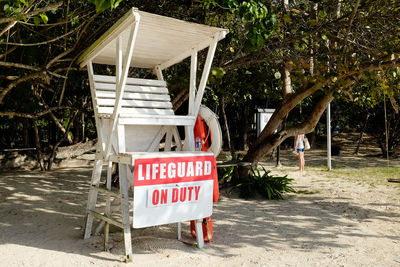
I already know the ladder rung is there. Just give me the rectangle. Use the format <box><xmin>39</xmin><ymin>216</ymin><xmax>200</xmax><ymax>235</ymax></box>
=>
<box><xmin>90</xmin><ymin>185</ymin><xmax>120</xmax><ymax>198</ymax></box>
<box><xmin>88</xmin><ymin>210</ymin><xmax>124</xmax><ymax>229</ymax></box>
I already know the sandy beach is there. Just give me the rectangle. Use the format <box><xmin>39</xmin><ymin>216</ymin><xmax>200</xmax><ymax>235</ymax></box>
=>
<box><xmin>1</xmin><ymin>147</ymin><xmax>399</xmax><ymax>266</ymax></box>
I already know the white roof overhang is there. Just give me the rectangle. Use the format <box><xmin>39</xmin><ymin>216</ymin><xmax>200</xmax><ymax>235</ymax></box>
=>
<box><xmin>77</xmin><ymin>8</ymin><xmax>228</xmax><ymax>70</ymax></box>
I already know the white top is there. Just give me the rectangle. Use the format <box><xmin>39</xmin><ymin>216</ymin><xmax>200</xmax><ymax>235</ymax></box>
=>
<box><xmin>296</xmin><ymin>135</ymin><xmax>304</xmax><ymax>149</ymax></box>
<box><xmin>77</xmin><ymin>8</ymin><xmax>228</xmax><ymax>69</ymax></box>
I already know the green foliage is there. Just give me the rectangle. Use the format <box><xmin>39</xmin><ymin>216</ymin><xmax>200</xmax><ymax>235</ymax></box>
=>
<box><xmin>237</xmin><ymin>166</ymin><xmax>296</xmax><ymax>199</ymax></box>
<box><xmin>217</xmin><ymin>166</ymin><xmax>234</xmax><ymax>184</ymax></box>
<box><xmin>88</xmin><ymin>0</ymin><xmax>124</xmax><ymax>13</ymax></box>
<box><xmin>203</xmin><ymin>0</ymin><xmax>276</xmax><ymax>51</ymax></box>
<box><xmin>2</xmin><ymin>0</ymin><xmax>27</xmax><ymax>16</ymax></box>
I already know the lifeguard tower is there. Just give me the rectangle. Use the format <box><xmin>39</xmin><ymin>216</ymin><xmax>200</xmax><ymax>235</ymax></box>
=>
<box><xmin>77</xmin><ymin>8</ymin><xmax>227</xmax><ymax>262</ymax></box>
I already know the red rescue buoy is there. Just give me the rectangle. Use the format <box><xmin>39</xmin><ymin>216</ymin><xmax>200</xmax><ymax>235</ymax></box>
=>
<box><xmin>191</xmin><ymin>115</ymin><xmax>219</xmax><ymax>242</ymax></box>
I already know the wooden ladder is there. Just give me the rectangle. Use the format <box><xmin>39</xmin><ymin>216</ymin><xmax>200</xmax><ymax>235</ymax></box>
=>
<box><xmin>84</xmin><ymin>159</ymin><xmax>134</xmax><ymax>262</ymax></box>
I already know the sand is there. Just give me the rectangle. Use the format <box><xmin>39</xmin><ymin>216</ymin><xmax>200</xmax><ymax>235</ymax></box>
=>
<box><xmin>0</xmin><ymin>148</ymin><xmax>399</xmax><ymax>266</ymax></box>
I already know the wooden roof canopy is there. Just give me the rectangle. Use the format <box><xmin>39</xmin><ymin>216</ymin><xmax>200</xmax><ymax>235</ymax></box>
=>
<box><xmin>77</xmin><ymin>8</ymin><xmax>228</xmax><ymax>69</ymax></box>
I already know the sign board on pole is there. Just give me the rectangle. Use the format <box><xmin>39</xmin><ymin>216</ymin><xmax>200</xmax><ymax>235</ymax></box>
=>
<box><xmin>133</xmin><ymin>155</ymin><xmax>216</xmax><ymax>228</ymax></box>
<box><xmin>256</xmin><ymin>108</ymin><xmax>275</xmax><ymax>137</ymax></box>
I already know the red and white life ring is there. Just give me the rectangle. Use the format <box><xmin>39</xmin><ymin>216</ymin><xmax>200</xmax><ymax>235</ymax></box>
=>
<box><xmin>194</xmin><ymin>105</ymin><xmax>222</xmax><ymax>158</ymax></box>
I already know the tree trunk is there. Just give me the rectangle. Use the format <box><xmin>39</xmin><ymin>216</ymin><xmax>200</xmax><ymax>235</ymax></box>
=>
<box><xmin>242</xmin><ymin>105</ymin><xmax>250</xmax><ymax>151</ymax></box>
<box><xmin>81</xmin><ymin>113</ymin><xmax>85</xmax><ymax>141</ymax></box>
<box><xmin>49</xmin><ymin>111</ymin><xmax>73</xmax><ymax>144</ymax></box>
<box><xmin>23</xmin><ymin>119</ymin><xmax>29</xmax><ymax>147</ymax></box>
<box><xmin>73</xmin><ymin>113</ymin><xmax>80</xmax><ymax>144</ymax></box>
<box><xmin>238</xmin><ymin>84</ymin><xmax>343</xmax><ymax>180</ymax></box>
<box><xmin>354</xmin><ymin>113</ymin><xmax>369</xmax><ymax>155</ymax></box>
<box><xmin>221</xmin><ymin>97</ymin><xmax>240</xmax><ymax>183</ymax></box>
<box><xmin>221</xmin><ymin>97</ymin><xmax>235</xmax><ymax>160</ymax></box>
<box><xmin>47</xmin><ymin>111</ymin><xmax>78</xmax><ymax>170</ymax></box>
<box><xmin>33</xmin><ymin>119</ymin><xmax>44</xmax><ymax>171</ymax></box>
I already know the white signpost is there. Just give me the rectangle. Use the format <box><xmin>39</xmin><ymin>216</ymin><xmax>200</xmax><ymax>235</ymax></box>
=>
<box><xmin>256</xmin><ymin>108</ymin><xmax>275</xmax><ymax>136</ymax></box>
<box><xmin>133</xmin><ymin>155</ymin><xmax>216</xmax><ymax>228</ymax></box>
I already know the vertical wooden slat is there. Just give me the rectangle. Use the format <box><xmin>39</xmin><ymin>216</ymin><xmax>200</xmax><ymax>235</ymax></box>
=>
<box><xmin>104</xmin><ymin>14</ymin><xmax>141</xmax><ymax>159</ymax></box>
<box><xmin>116</xmin><ymin>36</ymin><xmax>123</xmax><ymax>86</ymax></box>
<box><xmin>195</xmin><ymin>220</ymin><xmax>204</xmax><ymax>248</ymax></box>
<box><xmin>184</xmin><ymin>125</ymin><xmax>195</xmax><ymax>151</ymax></box>
<box><xmin>165</xmin><ymin>127</ymin><xmax>173</xmax><ymax>151</ymax></box>
<box><xmin>154</xmin><ymin>65</ymin><xmax>164</xmax><ymax>80</ymax></box>
<box><xmin>146</xmin><ymin>126</ymin><xmax>167</xmax><ymax>152</ymax></box>
<box><xmin>192</xmin><ymin>33</ymin><xmax>220</xmax><ymax>118</ymax></box>
<box><xmin>189</xmin><ymin>49</ymin><xmax>197</xmax><ymax>115</ymax></box>
<box><xmin>172</xmin><ymin>127</ymin><xmax>182</xmax><ymax>151</ymax></box>
<box><xmin>119</xmin><ymin>164</ymin><xmax>133</xmax><ymax>262</ymax></box>
<box><xmin>104</xmin><ymin>160</ymin><xmax>113</xmax><ymax>250</ymax></box>
<box><xmin>88</xmin><ymin>62</ymin><xmax>105</xmax><ymax>153</ymax></box>
<box><xmin>117</xmin><ymin>123</ymin><xmax>133</xmax><ymax>261</ymax></box>
<box><xmin>84</xmin><ymin>159</ymin><xmax>103</xmax><ymax>239</ymax></box>
<box><xmin>177</xmin><ymin>222</ymin><xmax>182</xmax><ymax>240</ymax></box>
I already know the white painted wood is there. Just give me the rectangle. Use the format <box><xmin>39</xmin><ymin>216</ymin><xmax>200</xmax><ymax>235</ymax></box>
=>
<box><xmin>109</xmin><ymin>151</ymin><xmax>214</xmax><ymax>165</ymax></box>
<box><xmin>84</xmin><ymin>159</ymin><xmax>103</xmax><ymax>239</ymax></box>
<box><xmin>119</xmin><ymin>164</ymin><xmax>133</xmax><ymax>262</ymax></box>
<box><xmin>88</xmin><ymin>63</ymin><xmax>105</xmax><ymax>152</ymax></box>
<box><xmin>117</xmin><ymin>124</ymin><xmax>126</xmax><ymax>154</ymax></box>
<box><xmin>96</xmin><ymin>91</ymin><xmax>170</xmax><ymax>101</ymax></box>
<box><xmin>158</xmin><ymin>36</ymin><xmax>223</xmax><ymax>70</ymax></box>
<box><xmin>105</xmin><ymin>161</ymin><xmax>112</xmax><ymax>216</ymax></box>
<box><xmin>105</xmin><ymin>17</ymin><xmax>141</xmax><ymax>159</ymax></box>
<box><xmin>165</xmin><ymin>127</ymin><xmax>173</xmax><ymax>151</ymax></box>
<box><xmin>116</xmin><ymin>36</ymin><xmax>122</xmax><ymax>85</ymax></box>
<box><xmin>327</xmin><ymin>103</ymin><xmax>332</xmax><ymax>170</ymax></box>
<box><xmin>192</xmin><ymin>33</ymin><xmax>220</xmax><ymax>118</ymax></box>
<box><xmin>97</xmin><ymin>98</ymin><xmax>173</xmax><ymax>109</ymax></box>
<box><xmin>104</xmin><ymin>160</ymin><xmax>113</xmax><ymax>250</ymax></box>
<box><xmin>118</xmin><ymin>115</ymin><xmax>195</xmax><ymax>126</ymax></box>
<box><xmin>146</xmin><ymin>126</ymin><xmax>167</xmax><ymax>152</ymax></box>
<box><xmin>154</xmin><ymin>65</ymin><xmax>163</xmax><ymax>80</ymax></box>
<box><xmin>78</xmin><ymin>9</ymin><xmax>137</xmax><ymax>67</ymax></box>
<box><xmin>195</xmin><ymin>220</ymin><xmax>204</xmax><ymax>248</ymax></box>
<box><xmin>94</xmin><ymin>75</ymin><xmax>167</xmax><ymax>87</ymax></box>
<box><xmin>95</xmin><ymin>83</ymin><xmax>168</xmax><ymax>94</ymax></box>
<box><xmin>189</xmin><ymin>49</ymin><xmax>197</xmax><ymax>115</ymax></box>
<box><xmin>172</xmin><ymin>127</ymin><xmax>182</xmax><ymax>151</ymax></box>
<box><xmin>82</xmin><ymin>9</ymin><xmax>227</xmax><ymax>255</ymax></box>
<box><xmin>77</xmin><ymin>9</ymin><xmax>228</xmax><ymax>69</ymax></box>
<box><xmin>124</xmin><ymin>125</ymin><xmax>162</xmax><ymax>152</ymax></box>
<box><xmin>98</xmin><ymin>107</ymin><xmax>175</xmax><ymax>116</ymax></box>
<box><xmin>184</xmin><ymin>125</ymin><xmax>195</xmax><ymax>151</ymax></box>
<box><xmin>177</xmin><ymin>222</ymin><xmax>182</xmax><ymax>240</ymax></box>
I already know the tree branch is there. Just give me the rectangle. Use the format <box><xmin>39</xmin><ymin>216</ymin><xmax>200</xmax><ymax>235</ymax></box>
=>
<box><xmin>0</xmin><ymin>23</ymin><xmax>83</xmax><ymax>46</ymax></box>
<box><xmin>342</xmin><ymin>0</ymin><xmax>361</xmax><ymax>52</ymax></box>
<box><xmin>0</xmin><ymin>71</ymin><xmax>47</xmax><ymax>104</ymax></box>
<box><xmin>0</xmin><ymin>61</ymin><xmax>40</xmax><ymax>71</ymax></box>
<box><xmin>0</xmin><ymin>2</ymin><xmax>63</xmax><ymax>24</ymax></box>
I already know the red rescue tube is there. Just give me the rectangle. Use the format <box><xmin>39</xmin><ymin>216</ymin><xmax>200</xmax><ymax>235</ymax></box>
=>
<box><xmin>190</xmin><ymin>115</ymin><xmax>219</xmax><ymax>242</ymax></box>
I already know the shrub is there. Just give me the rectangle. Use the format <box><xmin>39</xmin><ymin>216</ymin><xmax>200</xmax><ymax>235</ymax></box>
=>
<box><xmin>238</xmin><ymin>166</ymin><xmax>296</xmax><ymax>199</ymax></box>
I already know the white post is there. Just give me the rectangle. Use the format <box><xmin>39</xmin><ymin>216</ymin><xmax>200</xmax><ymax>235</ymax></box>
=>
<box><xmin>327</xmin><ymin>103</ymin><xmax>332</xmax><ymax>170</ymax></box>
<box><xmin>183</xmin><ymin>49</ymin><xmax>198</xmax><ymax>152</ymax></box>
<box><xmin>87</xmin><ymin>62</ymin><xmax>105</xmax><ymax>152</ymax></box>
<box><xmin>154</xmin><ymin>65</ymin><xmax>164</xmax><ymax>80</ymax></box>
<box><xmin>116</xmin><ymin>36</ymin><xmax>122</xmax><ymax>85</ymax></box>
<box><xmin>104</xmin><ymin>14</ymin><xmax>140</xmax><ymax>159</ymax></box>
<box><xmin>189</xmin><ymin>49</ymin><xmax>197</xmax><ymax>115</ymax></box>
<box><xmin>192</xmin><ymin>33</ymin><xmax>220</xmax><ymax>118</ymax></box>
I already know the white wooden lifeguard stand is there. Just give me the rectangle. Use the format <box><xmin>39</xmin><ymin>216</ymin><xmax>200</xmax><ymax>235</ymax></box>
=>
<box><xmin>77</xmin><ymin>8</ymin><xmax>227</xmax><ymax>262</ymax></box>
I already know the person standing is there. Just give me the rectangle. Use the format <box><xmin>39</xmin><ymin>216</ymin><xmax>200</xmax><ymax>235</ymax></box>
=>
<box><xmin>295</xmin><ymin>134</ymin><xmax>305</xmax><ymax>172</ymax></box>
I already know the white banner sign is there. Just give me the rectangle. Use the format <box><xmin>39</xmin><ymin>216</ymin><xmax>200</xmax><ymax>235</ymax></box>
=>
<box><xmin>133</xmin><ymin>155</ymin><xmax>216</xmax><ymax>228</ymax></box>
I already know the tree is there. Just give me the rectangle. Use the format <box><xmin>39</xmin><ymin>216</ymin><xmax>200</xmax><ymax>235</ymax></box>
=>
<box><xmin>0</xmin><ymin>0</ymin><xmax>123</xmax><ymax>169</ymax></box>
<box><xmin>202</xmin><ymin>0</ymin><xmax>400</xmax><ymax>180</ymax></box>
